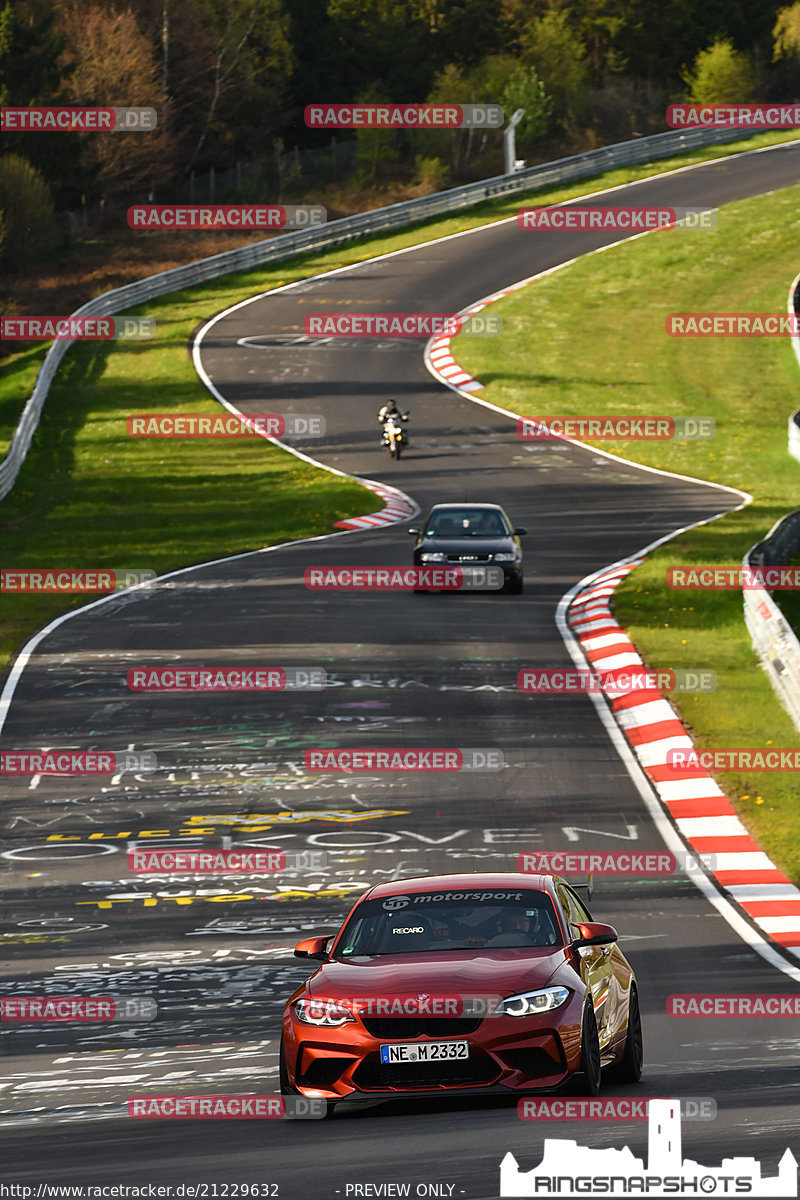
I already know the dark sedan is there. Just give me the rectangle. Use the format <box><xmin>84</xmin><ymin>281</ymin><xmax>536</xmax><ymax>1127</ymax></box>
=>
<box><xmin>408</xmin><ymin>502</ymin><xmax>526</xmax><ymax>593</ymax></box>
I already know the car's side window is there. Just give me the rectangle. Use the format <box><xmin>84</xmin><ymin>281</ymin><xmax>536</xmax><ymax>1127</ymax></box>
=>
<box><xmin>556</xmin><ymin>884</ymin><xmax>592</xmax><ymax>938</ymax></box>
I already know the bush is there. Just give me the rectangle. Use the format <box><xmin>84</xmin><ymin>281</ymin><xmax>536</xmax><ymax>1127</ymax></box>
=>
<box><xmin>414</xmin><ymin>155</ymin><xmax>449</xmax><ymax>193</ymax></box>
<box><xmin>0</xmin><ymin>154</ymin><xmax>58</xmax><ymax>271</ymax></box>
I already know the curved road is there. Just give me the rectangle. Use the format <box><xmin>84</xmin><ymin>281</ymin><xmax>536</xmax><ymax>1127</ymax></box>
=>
<box><xmin>3</xmin><ymin>141</ymin><xmax>800</xmax><ymax>1195</ymax></box>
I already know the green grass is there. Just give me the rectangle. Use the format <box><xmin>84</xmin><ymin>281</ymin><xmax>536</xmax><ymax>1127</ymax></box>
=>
<box><xmin>1</xmin><ymin>127</ymin><xmax>798</xmax><ymax>682</ymax></box>
<box><xmin>453</xmin><ymin>181</ymin><xmax>800</xmax><ymax>884</ymax></box>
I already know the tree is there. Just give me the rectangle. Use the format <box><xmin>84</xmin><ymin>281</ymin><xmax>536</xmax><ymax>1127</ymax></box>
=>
<box><xmin>774</xmin><ymin>2</ymin><xmax>800</xmax><ymax>60</ymax></box>
<box><xmin>520</xmin><ymin>8</ymin><xmax>588</xmax><ymax>125</ymax></box>
<box><xmin>501</xmin><ymin>64</ymin><xmax>552</xmax><ymax>149</ymax></box>
<box><xmin>57</xmin><ymin>4</ymin><xmax>173</xmax><ymax>197</ymax></box>
<box><xmin>0</xmin><ymin>154</ymin><xmax>57</xmax><ymax>270</ymax></box>
<box><xmin>683</xmin><ymin>37</ymin><xmax>755</xmax><ymax>104</ymax></box>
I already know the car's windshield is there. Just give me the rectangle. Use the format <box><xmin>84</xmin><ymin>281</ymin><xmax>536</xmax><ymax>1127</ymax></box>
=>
<box><xmin>425</xmin><ymin>510</ymin><xmax>511</xmax><ymax>538</ymax></box>
<box><xmin>334</xmin><ymin>889</ymin><xmax>563</xmax><ymax>956</ymax></box>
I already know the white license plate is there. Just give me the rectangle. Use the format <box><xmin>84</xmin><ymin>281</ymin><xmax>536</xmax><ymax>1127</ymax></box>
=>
<box><xmin>379</xmin><ymin>1040</ymin><xmax>469</xmax><ymax>1064</ymax></box>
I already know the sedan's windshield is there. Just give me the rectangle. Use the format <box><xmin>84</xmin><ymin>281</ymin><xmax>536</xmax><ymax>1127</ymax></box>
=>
<box><xmin>425</xmin><ymin>510</ymin><xmax>511</xmax><ymax>538</ymax></box>
<box><xmin>334</xmin><ymin>889</ymin><xmax>563</xmax><ymax>956</ymax></box>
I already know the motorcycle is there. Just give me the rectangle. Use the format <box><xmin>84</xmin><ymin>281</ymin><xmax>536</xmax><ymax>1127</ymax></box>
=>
<box><xmin>382</xmin><ymin>410</ymin><xmax>409</xmax><ymax>459</ymax></box>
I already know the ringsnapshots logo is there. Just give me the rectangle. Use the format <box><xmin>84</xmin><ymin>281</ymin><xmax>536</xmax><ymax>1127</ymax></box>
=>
<box><xmin>1</xmin><ymin>569</ymin><xmax>154</xmax><ymax>592</ymax></box>
<box><xmin>304</xmin><ymin>748</ymin><xmax>504</xmax><ymax>772</ymax></box>
<box><xmin>304</xmin><ymin>566</ymin><xmax>504</xmax><ymax>590</ymax></box>
<box><xmin>1</xmin><ymin>996</ymin><xmax>156</xmax><ymax>1022</ymax></box>
<box><xmin>517</xmin><ymin>206</ymin><xmax>716</xmax><ymax>231</ymax></box>
<box><xmin>669</xmin><ymin>994</ymin><xmax>800</xmax><ymax>1017</ymax></box>
<box><xmin>518</xmin><ymin>850</ymin><xmax>716</xmax><ymax>876</ymax></box>
<box><xmin>518</xmin><ymin>668</ymin><xmax>716</xmax><ymax>696</ymax></box>
<box><xmin>667</xmin><ymin>103</ymin><xmax>800</xmax><ymax>128</ymax></box>
<box><xmin>0</xmin><ymin>106</ymin><xmax>157</xmax><ymax>131</ymax></box>
<box><xmin>127</xmin><ymin>666</ymin><xmax>326</xmax><ymax>691</ymax></box>
<box><xmin>667</xmin><ymin>313</ymin><xmax>800</xmax><ymax>336</ymax></box>
<box><xmin>665</xmin><ymin>747</ymin><xmax>800</xmax><ymax>773</ymax></box>
<box><xmin>127</xmin><ymin>1095</ymin><xmax>326</xmax><ymax>1119</ymax></box>
<box><xmin>517</xmin><ymin>416</ymin><xmax>714</xmax><ymax>441</ymax></box>
<box><xmin>517</xmin><ymin>1098</ymin><xmax>717</xmax><ymax>1122</ymax></box>
<box><xmin>303</xmin><ymin>313</ymin><xmax>502</xmax><ymax>337</ymax></box>
<box><xmin>1</xmin><ymin>750</ymin><xmax>157</xmax><ymax>776</ymax></box>
<box><xmin>304</xmin><ymin>103</ymin><xmax>503</xmax><ymax>128</ymax></box>
<box><xmin>127</xmin><ymin>205</ymin><xmax>326</xmax><ymax>230</ymax></box>
<box><xmin>127</xmin><ymin>413</ymin><xmax>325</xmax><ymax>437</ymax></box>
<box><xmin>1</xmin><ymin>316</ymin><xmax>155</xmax><ymax>340</ymax></box>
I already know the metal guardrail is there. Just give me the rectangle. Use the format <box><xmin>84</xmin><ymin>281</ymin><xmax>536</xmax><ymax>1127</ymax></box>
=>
<box><xmin>744</xmin><ymin>272</ymin><xmax>800</xmax><ymax>733</ymax></box>
<box><xmin>0</xmin><ymin>122</ymin><xmax>765</xmax><ymax>502</ymax></box>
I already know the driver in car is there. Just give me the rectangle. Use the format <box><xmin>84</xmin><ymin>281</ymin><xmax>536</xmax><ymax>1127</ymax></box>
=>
<box><xmin>486</xmin><ymin>909</ymin><xmax>536</xmax><ymax>947</ymax></box>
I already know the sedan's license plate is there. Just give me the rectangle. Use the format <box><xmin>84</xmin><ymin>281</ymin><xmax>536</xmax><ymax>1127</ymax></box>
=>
<box><xmin>380</xmin><ymin>1040</ymin><xmax>468</xmax><ymax>1064</ymax></box>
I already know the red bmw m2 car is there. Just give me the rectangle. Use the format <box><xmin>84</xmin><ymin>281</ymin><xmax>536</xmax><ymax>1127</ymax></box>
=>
<box><xmin>280</xmin><ymin>872</ymin><xmax>642</xmax><ymax>1114</ymax></box>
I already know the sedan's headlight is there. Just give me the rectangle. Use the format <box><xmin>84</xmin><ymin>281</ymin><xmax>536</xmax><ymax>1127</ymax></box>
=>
<box><xmin>293</xmin><ymin>998</ymin><xmax>355</xmax><ymax>1026</ymax></box>
<box><xmin>493</xmin><ymin>987</ymin><xmax>570</xmax><ymax>1017</ymax></box>
<box><xmin>420</xmin><ymin>552</ymin><xmax>448</xmax><ymax>563</ymax></box>
<box><xmin>492</xmin><ymin>552</ymin><xmax>517</xmax><ymax>562</ymax></box>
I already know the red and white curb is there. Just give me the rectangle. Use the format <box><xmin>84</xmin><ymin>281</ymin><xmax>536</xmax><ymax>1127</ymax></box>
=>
<box><xmin>426</xmin><ymin>282</ymin><xmax>528</xmax><ymax>393</ymax></box>
<box><xmin>568</xmin><ymin>562</ymin><xmax>800</xmax><ymax>962</ymax></box>
<box><xmin>334</xmin><ymin>480</ymin><xmax>418</xmax><ymax>530</ymax></box>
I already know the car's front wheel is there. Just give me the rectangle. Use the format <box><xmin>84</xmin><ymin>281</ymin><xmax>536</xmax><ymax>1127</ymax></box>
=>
<box><xmin>616</xmin><ymin>984</ymin><xmax>644</xmax><ymax>1082</ymax></box>
<box><xmin>579</xmin><ymin>1002</ymin><xmax>602</xmax><ymax>1096</ymax></box>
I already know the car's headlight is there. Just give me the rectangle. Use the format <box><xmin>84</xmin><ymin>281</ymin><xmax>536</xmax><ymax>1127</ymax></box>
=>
<box><xmin>293</xmin><ymin>998</ymin><xmax>355</xmax><ymax>1026</ymax></box>
<box><xmin>420</xmin><ymin>552</ymin><xmax>448</xmax><ymax>563</ymax></box>
<box><xmin>493</xmin><ymin>552</ymin><xmax>517</xmax><ymax>562</ymax></box>
<box><xmin>493</xmin><ymin>987</ymin><xmax>570</xmax><ymax>1017</ymax></box>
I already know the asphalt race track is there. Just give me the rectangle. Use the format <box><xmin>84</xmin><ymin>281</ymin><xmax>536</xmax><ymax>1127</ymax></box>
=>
<box><xmin>3</xmin><ymin>141</ymin><xmax>800</xmax><ymax>1196</ymax></box>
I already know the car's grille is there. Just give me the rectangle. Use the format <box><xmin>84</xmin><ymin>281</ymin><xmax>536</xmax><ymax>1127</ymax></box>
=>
<box><xmin>446</xmin><ymin>553</ymin><xmax>492</xmax><ymax>563</ymax></box>
<box><xmin>360</xmin><ymin>1017</ymin><xmax>483</xmax><ymax>1038</ymax></box>
<box><xmin>353</xmin><ymin>1052</ymin><xmax>499</xmax><ymax>1090</ymax></box>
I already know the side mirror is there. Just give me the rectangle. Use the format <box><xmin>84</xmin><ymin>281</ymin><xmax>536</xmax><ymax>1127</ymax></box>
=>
<box><xmin>571</xmin><ymin>921</ymin><xmax>618</xmax><ymax>948</ymax></box>
<box><xmin>514</xmin><ymin>527</ymin><xmax>528</xmax><ymax>536</ymax></box>
<box><xmin>294</xmin><ymin>935</ymin><xmax>333</xmax><ymax>960</ymax></box>
<box><xmin>407</xmin><ymin>527</ymin><xmax>420</xmax><ymax>535</ymax></box>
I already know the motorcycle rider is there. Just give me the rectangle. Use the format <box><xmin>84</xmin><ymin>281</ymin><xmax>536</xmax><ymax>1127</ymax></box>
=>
<box><xmin>377</xmin><ymin>399</ymin><xmax>409</xmax><ymax>447</ymax></box>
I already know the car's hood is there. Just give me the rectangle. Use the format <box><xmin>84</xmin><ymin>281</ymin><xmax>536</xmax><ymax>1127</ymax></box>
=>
<box><xmin>305</xmin><ymin>948</ymin><xmax>566</xmax><ymax>1000</ymax></box>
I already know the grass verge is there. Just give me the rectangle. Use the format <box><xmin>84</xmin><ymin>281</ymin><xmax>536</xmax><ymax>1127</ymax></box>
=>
<box><xmin>453</xmin><ymin>180</ymin><xmax>800</xmax><ymax>884</ymax></box>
